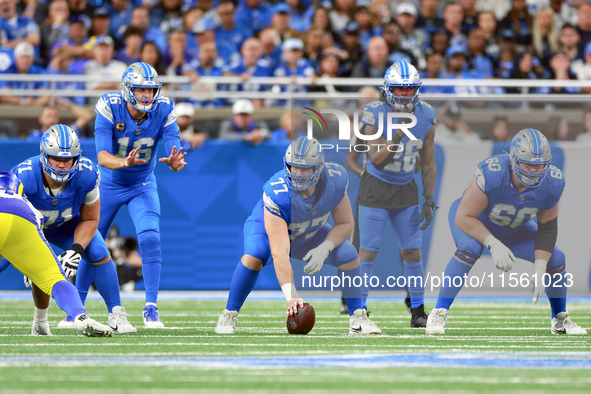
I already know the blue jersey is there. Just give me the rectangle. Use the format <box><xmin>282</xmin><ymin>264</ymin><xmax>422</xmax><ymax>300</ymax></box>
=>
<box><xmin>94</xmin><ymin>92</ymin><xmax>181</xmax><ymax>186</ymax></box>
<box><xmin>252</xmin><ymin>162</ymin><xmax>348</xmax><ymax>246</ymax></box>
<box><xmin>361</xmin><ymin>100</ymin><xmax>436</xmax><ymax>185</ymax></box>
<box><xmin>11</xmin><ymin>155</ymin><xmax>99</xmax><ymax>236</ymax></box>
<box><xmin>472</xmin><ymin>154</ymin><xmax>564</xmax><ymax>237</ymax></box>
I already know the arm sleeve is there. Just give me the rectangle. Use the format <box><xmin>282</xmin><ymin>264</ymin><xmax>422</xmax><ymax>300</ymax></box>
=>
<box><xmin>162</xmin><ymin>119</ymin><xmax>181</xmax><ymax>156</ymax></box>
<box><xmin>94</xmin><ymin>113</ymin><xmax>114</xmax><ymax>154</ymax></box>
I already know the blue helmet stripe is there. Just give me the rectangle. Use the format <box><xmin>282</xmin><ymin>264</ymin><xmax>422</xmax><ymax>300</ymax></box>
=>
<box><xmin>140</xmin><ymin>62</ymin><xmax>153</xmax><ymax>82</ymax></box>
<box><xmin>528</xmin><ymin>128</ymin><xmax>541</xmax><ymax>156</ymax></box>
<box><xmin>296</xmin><ymin>137</ymin><xmax>308</xmax><ymax>157</ymax></box>
<box><xmin>59</xmin><ymin>124</ymin><xmax>69</xmax><ymax>153</ymax></box>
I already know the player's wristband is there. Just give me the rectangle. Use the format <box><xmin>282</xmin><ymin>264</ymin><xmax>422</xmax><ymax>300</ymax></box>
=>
<box><xmin>71</xmin><ymin>243</ymin><xmax>85</xmax><ymax>255</ymax></box>
<box><xmin>281</xmin><ymin>283</ymin><xmax>300</xmax><ymax>301</ymax></box>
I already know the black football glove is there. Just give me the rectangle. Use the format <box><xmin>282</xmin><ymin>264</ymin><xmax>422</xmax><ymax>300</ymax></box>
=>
<box><xmin>419</xmin><ymin>201</ymin><xmax>438</xmax><ymax>230</ymax></box>
<box><xmin>58</xmin><ymin>243</ymin><xmax>84</xmax><ymax>279</ymax></box>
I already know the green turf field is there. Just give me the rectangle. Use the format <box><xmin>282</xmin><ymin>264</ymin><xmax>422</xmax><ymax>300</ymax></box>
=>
<box><xmin>1</xmin><ymin>293</ymin><xmax>590</xmax><ymax>393</ymax></box>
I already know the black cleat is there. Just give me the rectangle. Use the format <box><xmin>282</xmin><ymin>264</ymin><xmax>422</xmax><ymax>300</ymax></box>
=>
<box><xmin>404</xmin><ymin>296</ymin><xmax>412</xmax><ymax>313</ymax></box>
<box><xmin>339</xmin><ymin>296</ymin><xmax>349</xmax><ymax>315</ymax></box>
<box><xmin>410</xmin><ymin>304</ymin><xmax>429</xmax><ymax>328</ymax></box>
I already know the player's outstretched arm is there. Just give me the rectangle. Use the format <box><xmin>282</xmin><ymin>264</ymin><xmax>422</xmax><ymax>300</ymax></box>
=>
<box><xmin>159</xmin><ymin>145</ymin><xmax>187</xmax><ymax>172</ymax></box>
<box><xmin>419</xmin><ymin>126</ymin><xmax>437</xmax><ymax>230</ymax></box>
<box><xmin>263</xmin><ymin>208</ymin><xmax>304</xmax><ymax>315</ymax></box>
<box><xmin>97</xmin><ymin>147</ymin><xmax>147</xmax><ymax>170</ymax></box>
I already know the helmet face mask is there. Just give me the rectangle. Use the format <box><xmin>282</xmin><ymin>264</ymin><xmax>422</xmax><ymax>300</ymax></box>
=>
<box><xmin>383</xmin><ymin>61</ymin><xmax>421</xmax><ymax>113</ymax></box>
<box><xmin>40</xmin><ymin>124</ymin><xmax>81</xmax><ymax>183</ymax></box>
<box><xmin>121</xmin><ymin>62</ymin><xmax>162</xmax><ymax>112</ymax></box>
<box><xmin>283</xmin><ymin>137</ymin><xmax>325</xmax><ymax>191</ymax></box>
<box><xmin>0</xmin><ymin>171</ymin><xmax>23</xmax><ymax>195</ymax></box>
<box><xmin>509</xmin><ymin>128</ymin><xmax>552</xmax><ymax>188</ymax></box>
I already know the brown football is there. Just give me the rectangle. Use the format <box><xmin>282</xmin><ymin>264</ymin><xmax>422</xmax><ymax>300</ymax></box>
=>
<box><xmin>286</xmin><ymin>303</ymin><xmax>315</xmax><ymax>335</ymax></box>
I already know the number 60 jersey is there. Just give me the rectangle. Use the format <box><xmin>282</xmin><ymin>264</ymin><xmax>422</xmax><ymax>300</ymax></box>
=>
<box><xmin>472</xmin><ymin>154</ymin><xmax>564</xmax><ymax>237</ymax></box>
<box><xmin>255</xmin><ymin>162</ymin><xmax>348</xmax><ymax>248</ymax></box>
<box><xmin>94</xmin><ymin>92</ymin><xmax>179</xmax><ymax>186</ymax></box>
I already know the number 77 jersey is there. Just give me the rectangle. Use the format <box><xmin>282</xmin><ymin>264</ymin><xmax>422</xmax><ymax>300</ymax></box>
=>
<box><xmin>473</xmin><ymin>154</ymin><xmax>564</xmax><ymax>237</ymax></box>
<box><xmin>94</xmin><ymin>92</ymin><xmax>180</xmax><ymax>186</ymax></box>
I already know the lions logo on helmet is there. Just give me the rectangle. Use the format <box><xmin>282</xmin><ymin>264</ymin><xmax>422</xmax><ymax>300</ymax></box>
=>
<box><xmin>121</xmin><ymin>62</ymin><xmax>162</xmax><ymax>113</ymax></box>
<box><xmin>0</xmin><ymin>171</ymin><xmax>23</xmax><ymax>195</ymax></box>
<box><xmin>40</xmin><ymin>124</ymin><xmax>82</xmax><ymax>183</ymax></box>
<box><xmin>510</xmin><ymin>128</ymin><xmax>552</xmax><ymax>188</ymax></box>
<box><xmin>284</xmin><ymin>137</ymin><xmax>325</xmax><ymax>191</ymax></box>
<box><xmin>383</xmin><ymin>61</ymin><xmax>421</xmax><ymax>113</ymax></box>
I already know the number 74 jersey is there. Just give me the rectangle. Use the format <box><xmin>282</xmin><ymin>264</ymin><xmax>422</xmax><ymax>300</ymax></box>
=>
<box><xmin>94</xmin><ymin>92</ymin><xmax>179</xmax><ymax>186</ymax></box>
<box><xmin>473</xmin><ymin>154</ymin><xmax>564</xmax><ymax>237</ymax></box>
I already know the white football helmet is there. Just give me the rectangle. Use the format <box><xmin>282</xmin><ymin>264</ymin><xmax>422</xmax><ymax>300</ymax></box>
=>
<box><xmin>510</xmin><ymin>128</ymin><xmax>552</xmax><ymax>188</ymax></box>
<box><xmin>383</xmin><ymin>61</ymin><xmax>421</xmax><ymax>113</ymax></box>
<box><xmin>284</xmin><ymin>137</ymin><xmax>325</xmax><ymax>191</ymax></box>
<box><xmin>121</xmin><ymin>62</ymin><xmax>162</xmax><ymax>112</ymax></box>
<box><xmin>40</xmin><ymin>124</ymin><xmax>82</xmax><ymax>183</ymax></box>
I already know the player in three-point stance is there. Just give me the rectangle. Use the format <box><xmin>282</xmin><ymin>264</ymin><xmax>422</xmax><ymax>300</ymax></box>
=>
<box><xmin>216</xmin><ymin>137</ymin><xmax>382</xmax><ymax>335</ymax></box>
<box><xmin>426</xmin><ymin>128</ymin><xmax>586</xmax><ymax>335</ymax></box>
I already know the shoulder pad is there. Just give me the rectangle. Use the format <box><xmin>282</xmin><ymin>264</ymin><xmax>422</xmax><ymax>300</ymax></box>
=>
<box><xmin>95</xmin><ymin>94</ymin><xmax>115</xmax><ymax>124</ymax></box>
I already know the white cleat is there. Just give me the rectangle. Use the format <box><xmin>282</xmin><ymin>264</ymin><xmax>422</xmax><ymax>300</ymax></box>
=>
<box><xmin>143</xmin><ymin>305</ymin><xmax>165</xmax><ymax>328</ymax></box>
<box><xmin>74</xmin><ymin>314</ymin><xmax>113</xmax><ymax>337</ymax></box>
<box><xmin>215</xmin><ymin>309</ymin><xmax>239</xmax><ymax>334</ymax></box>
<box><xmin>551</xmin><ymin>311</ymin><xmax>587</xmax><ymax>335</ymax></box>
<box><xmin>31</xmin><ymin>320</ymin><xmax>52</xmax><ymax>336</ymax></box>
<box><xmin>57</xmin><ymin>316</ymin><xmax>76</xmax><ymax>329</ymax></box>
<box><xmin>426</xmin><ymin>308</ymin><xmax>448</xmax><ymax>335</ymax></box>
<box><xmin>349</xmin><ymin>309</ymin><xmax>382</xmax><ymax>334</ymax></box>
<box><xmin>108</xmin><ymin>306</ymin><xmax>137</xmax><ymax>333</ymax></box>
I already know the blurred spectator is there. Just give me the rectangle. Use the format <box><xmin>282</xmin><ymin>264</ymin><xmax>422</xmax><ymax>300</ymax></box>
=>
<box><xmin>271</xmin><ymin>108</ymin><xmax>305</xmax><ymax>141</ymax></box>
<box><xmin>435</xmin><ymin>104</ymin><xmax>481</xmax><ymax>143</ymax></box>
<box><xmin>50</xmin><ymin>16</ymin><xmax>93</xmax><ymax>61</ymax></box>
<box><xmin>176</xmin><ymin>102</ymin><xmax>208</xmax><ymax>149</ymax></box>
<box><xmin>0</xmin><ymin>42</ymin><xmax>48</xmax><ymax>106</ymax></box>
<box><xmin>351</xmin><ymin>36</ymin><xmax>389</xmax><ymax>80</ymax></box>
<box><xmin>442</xmin><ymin>1</ymin><xmax>467</xmax><ymax>49</ymax></box>
<box><xmin>330</xmin><ymin>0</ymin><xmax>355</xmax><ymax>33</ymax></box>
<box><xmin>39</xmin><ymin>0</ymin><xmax>70</xmax><ymax>61</ymax></box>
<box><xmin>354</xmin><ymin>5</ymin><xmax>381</xmax><ymax>51</ymax></box>
<box><xmin>182</xmin><ymin>41</ymin><xmax>225</xmax><ymax>108</ymax></box>
<box><xmin>109</xmin><ymin>0</ymin><xmax>134</xmax><ymax>42</ymax></box>
<box><xmin>311</xmin><ymin>6</ymin><xmax>339</xmax><ymax>44</ymax></box>
<box><xmin>441</xmin><ymin>44</ymin><xmax>489</xmax><ymax>104</ymax></box>
<box><xmin>395</xmin><ymin>2</ymin><xmax>427</xmax><ymax>69</ymax></box>
<box><xmin>477</xmin><ymin>11</ymin><xmax>500</xmax><ymax>62</ymax></box>
<box><xmin>90</xmin><ymin>7</ymin><xmax>111</xmax><ymax>39</ymax></box>
<box><xmin>370</xmin><ymin>0</ymin><xmax>391</xmax><ymax>26</ymax></box>
<box><xmin>150</xmin><ymin>0</ymin><xmax>184</xmax><ymax>36</ymax></box>
<box><xmin>339</xmin><ymin>21</ymin><xmax>363</xmax><ymax>77</ymax></box>
<box><xmin>114</xmin><ymin>26</ymin><xmax>143</xmax><ymax>64</ymax></box>
<box><xmin>270</xmin><ymin>3</ymin><xmax>300</xmax><ymax>42</ymax></box>
<box><xmin>572</xmin><ymin>42</ymin><xmax>591</xmax><ymax>92</ymax></box>
<box><xmin>460</xmin><ymin>0</ymin><xmax>479</xmax><ymax>32</ymax></box>
<box><xmin>0</xmin><ymin>0</ymin><xmax>40</xmax><ymax>51</ymax></box>
<box><xmin>417</xmin><ymin>0</ymin><xmax>444</xmax><ymax>37</ymax></box>
<box><xmin>272</xmin><ymin>37</ymin><xmax>315</xmax><ymax>104</ymax></box>
<box><xmin>533</xmin><ymin>7</ymin><xmax>559</xmax><ymax>67</ymax></box>
<box><xmin>577</xmin><ymin>3</ymin><xmax>591</xmax><ymax>57</ymax></box>
<box><xmin>235</xmin><ymin>0</ymin><xmax>272</xmax><ymax>35</ymax></box>
<box><xmin>165</xmin><ymin>28</ymin><xmax>189</xmax><ymax>77</ymax></box>
<box><xmin>476</xmin><ymin>0</ymin><xmax>511</xmax><ymax>21</ymax></box>
<box><xmin>286</xmin><ymin>0</ymin><xmax>314</xmax><ymax>33</ymax></box>
<box><xmin>27</xmin><ymin>103</ymin><xmax>92</xmax><ymax>140</ymax></box>
<box><xmin>215</xmin><ymin>0</ymin><xmax>253</xmax><ymax>52</ymax></box>
<box><xmin>304</xmin><ymin>26</ymin><xmax>327</xmax><ymax>67</ymax></box>
<box><xmin>128</xmin><ymin>6</ymin><xmax>168</xmax><ymax>53</ymax></box>
<box><xmin>490</xmin><ymin>116</ymin><xmax>510</xmax><ymax>141</ymax></box>
<box><xmin>497</xmin><ymin>31</ymin><xmax>518</xmax><ymax>78</ymax></box>
<box><xmin>557</xmin><ymin>23</ymin><xmax>581</xmax><ymax>62</ymax></box>
<box><xmin>466</xmin><ymin>28</ymin><xmax>494</xmax><ymax>77</ymax></box>
<box><xmin>382</xmin><ymin>21</ymin><xmax>414</xmax><ymax>65</ymax></box>
<box><xmin>429</xmin><ymin>29</ymin><xmax>450</xmax><ymax>57</ymax></box>
<box><xmin>499</xmin><ymin>0</ymin><xmax>533</xmax><ymax>46</ymax></box>
<box><xmin>549</xmin><ymin>0</ymin><xmax>578</xmax><ymax>32</ymax></box>
<box><xmin>259</xmin><ymin>27</ymin><xmax>281</xmax><ymax>70</ymax></box>
<box><xmin>46</xmin><ymin>46</ymin><xmax>85</xmax><ymax>105</ymax></box>
<box><xmin>508</xmin><ymin>51</ymin><xmax>546</xmax><ymax>94</ymax></box>
<box><xmin>545</xmin><ymin>51</ymin><xmax>580</xmax><ymax>94</ymax></box>
<box><xmin>83</xmin><ymin>35</ymin><xmax>127</xmax><ymax>92</ymax></box>
<box><xmin>107</xmin><ymin>225</ymin><xmax>143</xmax><ymax>293</ymax></box>
<box><xmin>190</xmin><ymin>17</ymin><xmax>239</xmax><ymax>66</ymax></box>
<box><xmin>546</xmin><ymin>115</ymin><xmax>573</xmax><ymax>141</ymax></box>
<box><xmin>219</xmin><ymin>99</ymin><xmax>270</xmax><ymax>145</ymax></box>
<box><xmin>67</xmin><ymin>0</ymin><xmax>94</xmax><ymax>21</ymax></box>
<box><xmin>419</xmin><ymin>52</ymin><xmax>447</xmax><ymax>93</ymax></box>
<box><xmin>140</xmin><ymin>40</ymin><xmax>167</xmax><ymax>76</ymax></box>
<box><xmin>576</xmin><ymin>108</ymin><xmax>591</xmax><ymax>142</ymax></box>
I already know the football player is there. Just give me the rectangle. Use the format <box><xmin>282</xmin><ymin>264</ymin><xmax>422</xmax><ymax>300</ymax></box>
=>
<box><xmin>357</xmin><ymin>61</ymin><xmax>437</xmax><ymax>327</ymax></box>
<box><xmin>426</xmin><ymin>129</ymin><xmax>586</xmax><ymax>335</ymax></box>
<box><xmin>215</xmin><ymin>137</ymin><xmax>382</xmax><ymax>335</ymax></box>
<box><xmin>92</xmin><ymin>62</ymin><xmax>187</xmax><ymax>328</ymax></box>
<box><xmin>5</xmin><ymin>125</ymin><xmax>135</xmax><ymax>334</ymax></box>
<box><xmin>0</xmin><ymin>171</ymin><xmax>113</xmax><ymax>337</ymax></box>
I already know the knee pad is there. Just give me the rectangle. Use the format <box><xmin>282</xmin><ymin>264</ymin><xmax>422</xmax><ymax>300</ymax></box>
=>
<box><xmin>454</xmin><ymin>248</ymin><xmax>479</xmax><ymax>267</ymax></box>
<box><xmin>547</xmin><ymin>249</ymin><xmax>566</xmax><ymax>274</ymax></box>
<box><xmin>137</xmin><ymin>229</ymin><xmax>161</xmax><ymax>263</ymax></box>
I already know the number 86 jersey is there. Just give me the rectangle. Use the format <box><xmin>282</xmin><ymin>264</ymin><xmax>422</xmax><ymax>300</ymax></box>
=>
<box><xmin>473</xmin><ymin>154</ymin><xmax>564</xmax><ymax>237</ymax></box>
<box><xmin>254</xmin><ymin>162</ymin><xmax>348</xmax><ymax>247</ymax></box>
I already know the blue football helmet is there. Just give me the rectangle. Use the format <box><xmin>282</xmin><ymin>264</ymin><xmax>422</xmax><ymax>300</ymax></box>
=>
<box><xmin>121</xmin><ymin>62</ymin><xmax>162</xmax><ymax>112</ymax></box>
<box><xmin>40</xmin><ymin>124</ymin><xmax>82</xmax><ymax>183</ymax></box>
<box><xmin>383</xmin><ymin>61</ymin><xmax>421</xmax><ymax>113</ymax></box>
<box><xmin>284</xmin><ymin>137</ymin><xmax>325</xmax><ymax>191</ymax></box>
<box><xmin>0</xmin><ymin>171</ymin><xmax>23</xmax><ymax>195</ymax></box>
<box><xmin>510</xmin><ymin>128</ymin><xmax>552</xmax><ymax>188</ymax></box>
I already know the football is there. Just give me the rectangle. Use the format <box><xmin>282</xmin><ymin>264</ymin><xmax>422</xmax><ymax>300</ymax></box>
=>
<box><xmin>286</xmin><ymin>303</ymin><xmax>315</xmax><ymax>335</ymax></box>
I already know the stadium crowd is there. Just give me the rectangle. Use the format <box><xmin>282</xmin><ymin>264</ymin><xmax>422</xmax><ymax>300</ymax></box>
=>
<box><xmin>1</xmin><ymin>0</ymin><xmax>590</xmax><ymax>140</ymax></box>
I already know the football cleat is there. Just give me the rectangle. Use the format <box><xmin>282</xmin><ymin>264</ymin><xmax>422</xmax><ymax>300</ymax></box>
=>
<box><xmin>74</xmin><ymin>314</ymin><xmax>113</xmax><ymax>337</ymax></box>
<box><xmin>57</xmin><ymin>315</ymin><xmax>76</xmax><ymax>329</ymax></box>
<box><xmin>425</xmin><ymin>307</ymin><xmax>448</xmax><ymax>335</ymax></box>
<box><xmin>108</xmin><ymin>306</ymin><xmax>137</xmax><ymax>333</ymax></box>
<box><xmin>339</xmin><ymin>296</ymin><xmax>349</xmax><ymax>315</ymax></box>
<box><xmin>215</xmin><ymin>309</ymin><xmax>239</xmax><ymax>334</ymax></box>
<box><xmin>410</xmin><ymin>304</ymin><xmax>429</xmax><ymax>328</ymax></box>
<box><xmin>404</xmin><ymin>296</ymin><xmax>412</xmax><ymax>313</ymax></box>
<box><xmin>551</xmin><ymin>311</ymin><xmax>587</xmax><ymax>335</ymax></box>
<box><xmin>349</xmin><ymin>308</ymin><xmax>382</xmax><ymax>334</ymax></box>
<box><xmin>143</xmin><ymin>305</ymin><xmax>165</xmax><ymax>328</ymax></box>
<box><xmin>31</xmin><ymin>320</ymin><xmax>52</xmax><ymax>336</ymax></box>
